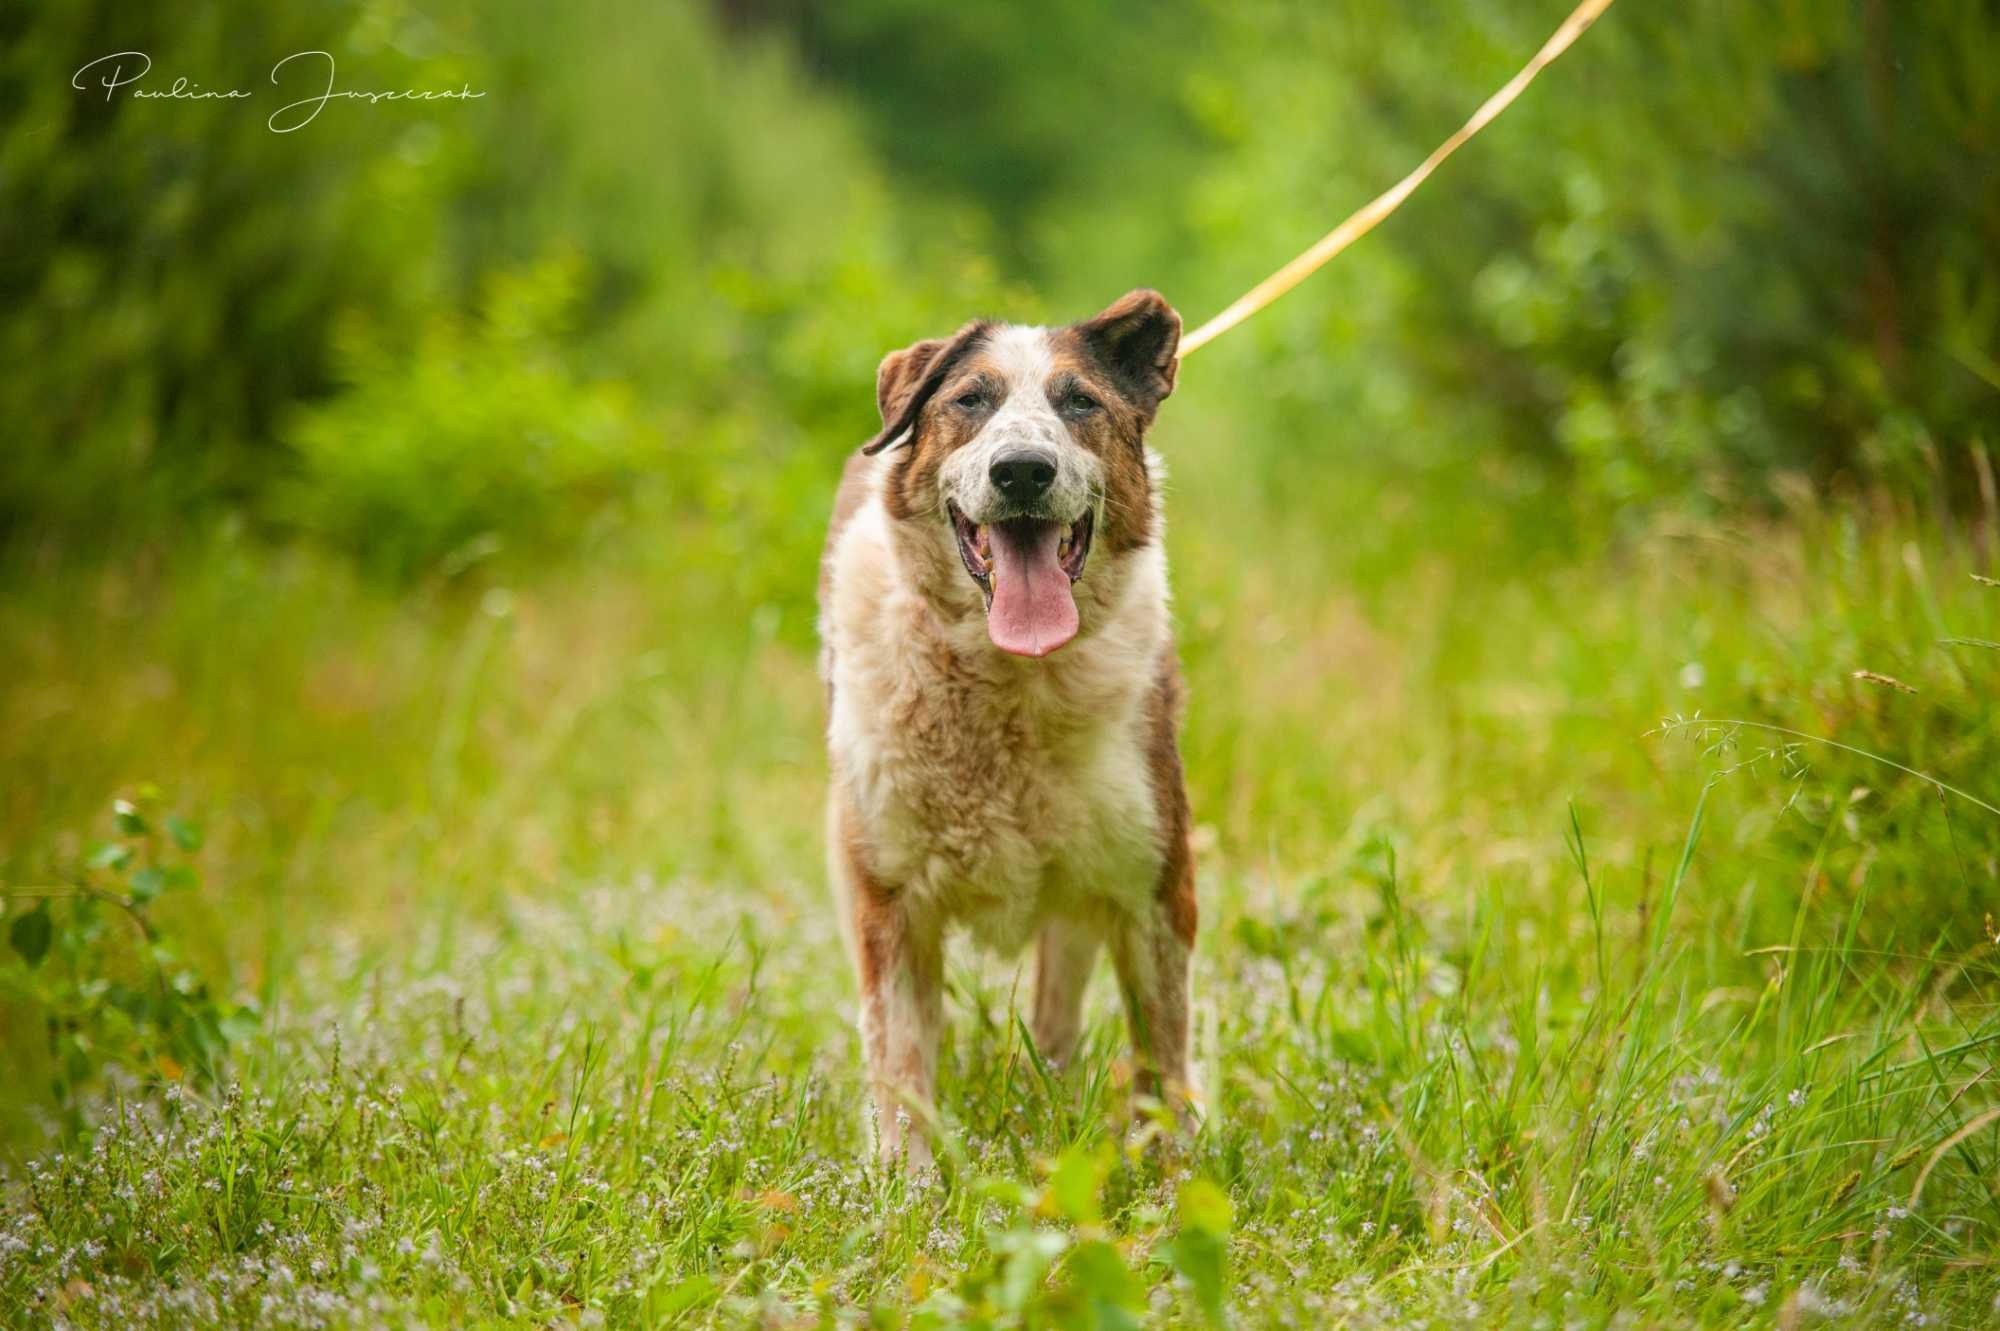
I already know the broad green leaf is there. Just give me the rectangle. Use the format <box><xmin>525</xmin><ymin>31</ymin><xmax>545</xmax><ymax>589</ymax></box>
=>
<box><xmin>1159</xmin><ymin>1230</ymin><xmax>1228</xmax><ymax>1328</ymax></box>
<box><xmin>1062</xmin><ymin>1238</ymin><xmax>1145</xmax><ymax>1326</ymax></box>
<box><xmin>649</xmin><ymin>1272</ymin><xmax>714</xmax><ymax>1319</ymax></box>
<box><xmin>1177</xmin><ymin>1178</ymin><xmax>1233</xmax><ymax>1238</ymax></box>
<box><xmin>1046</xmin><ymin>1144</ymin><xmax>1105</xmax><ymax>1226</ymax></box>
<box><xmin>88</xmin><ymin>842</ymin><xmax>134</xmax><ymax>871</ymax></box>
<box><xmin>9</xmin><ymin>902</ymin><xmax>54</xmax><ymax>966</ymax></box>
<box><xmin>130</xmin><ymin>867</ymin><xmax>166</xmax><ymax>903</ymax></box>
<box><xmin>165</xmin><ymin>815</ymin><xmax>203</xmax><ymax>852</ymax></box>
<box><xmin>993</xmin><ymin>1226</ymin><xmax>1068</xmax><ymax>1315</ymax></box>
<box><xmin>1163</xmin><ymin>1180</ymin><xmax>1233</xmax><ymax>1327</ymax></box>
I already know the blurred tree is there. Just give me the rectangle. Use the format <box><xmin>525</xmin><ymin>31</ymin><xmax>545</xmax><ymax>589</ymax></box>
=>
<box><xmin>0</xmin><ymin>1</ymin><xmax>472</xmax><ymax>535</ymax></box>
<box><xmin>718</xmin><ymin>0</ymin><xmax>1214</xmax><ymax>272</ymax></box>
<box><xmin>745</xmin><ymin>0</ymin><xmax>1999</xmax><ymax>510</ymax></box>
<box><xmin>0</xmin><ymin>0</ymin><xmax>1008</xmax><ymax>603</ymax></box>
<box><xmin>1167</xmin><ymin>0</ymin><xmax>2000</xmax><ymax>508</ymax></box>
<box><xmin>5</xmin><ymin>0</ymin><xmax>1996</xmax><ymax>556</ymax></box>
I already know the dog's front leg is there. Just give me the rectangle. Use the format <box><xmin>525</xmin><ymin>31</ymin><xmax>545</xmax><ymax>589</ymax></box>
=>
<box><xmin>1108</xmin><ymin>889</ymin><xmax>1196</xmax><ymax>1123</ymax></box>
<box><xmin>843</xmin><ymin>871</ymin><xmax>943</xmax><ymax>1166</ymax></box>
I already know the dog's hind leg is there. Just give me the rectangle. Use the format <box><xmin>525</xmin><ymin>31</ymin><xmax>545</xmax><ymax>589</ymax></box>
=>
<box><xmin>1108</xmin><ymin>877</ymin><xmax>1197</xmax><ymax>1123</ymax></box>
<box><xmin>1030</xmin><ymin>919</ymin><xmax>1099</xmax><ymax>1067</ymax></box>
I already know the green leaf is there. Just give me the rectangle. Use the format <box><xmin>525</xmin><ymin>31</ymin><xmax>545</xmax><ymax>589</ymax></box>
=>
<box><xmin>9</xmin><ymin>902</ymin><xmax>54</xmax><ymax>966</ymax></box>
<box><xmin>1062</xmin><ymin>1239</ymin><xmax>1145</xmax><ymax>1324</ymax></box>
<box><xmin>993</xmin><ymin>1227</ymin><xmax>1068</xmax><ymax>1316</ymax></box>
<box><xmin>1177</xmin><ymin>1178</ymin><xmax>1233</xmax><ymax>1238</ymax></box>
<box><xmin>88</xmin><ymin>842</ymin><xmax>134</xmax><ymax>872</ymax></box>
<box><xmin>220</xmin><ymin>1006</ymin><xmax>263</xmax><ymax>1044</ymax></box>
<box><xmin>112</xmin><ymin>799</ymin><xmax>149</xmax><ymax>837</ymax></box>
<box><xmin>648</xmin><ymin>1273</ymin><xmax>714</xmax><ymax>1320</ymax></box>
<box><xmin>1163</xmin><ymin>1180</ymin><xmax>1233</xmax><ymax>1327</ymax></box>
<box><xmin>1047</xmin><ymin>1144</ymin><xmax>1106</xmax><ymax>1226</ymax></box>
<box><xmin>165</xmin><ymin>815</ymin><xmax>203</xmax><ymax>852</ymax></box>
<box><xmin>130</xmin><ymin>867</ymin><xmax>166</xmax><ymax>903</ymax></box>
<box><xmin>1159</xmin><ymin>1230</ymin><xmax>1228</xmax><ymax>1328</ymax></box>
<box><xmin>977</xmin><ymin>1176</ymin><xmax>1037</xmax><ymax>1211</ymax></box>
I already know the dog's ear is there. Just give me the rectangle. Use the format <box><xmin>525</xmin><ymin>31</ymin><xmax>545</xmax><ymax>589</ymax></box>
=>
<box><xmin>862</xmin><ymin>320</ymin><xmax>989</xmax><ymax>455</ymax></box>
<box><xmin>1075</xmin><ymin>289</ymin><xmax>1181</xmax><ymax>413</ymax></box>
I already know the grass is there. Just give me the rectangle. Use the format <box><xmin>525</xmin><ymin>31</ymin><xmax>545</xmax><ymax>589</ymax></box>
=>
<box><xmin>3</xmin><ymin>426</ymin><xmax>2000</xmax><ymax>1326</ymax></box>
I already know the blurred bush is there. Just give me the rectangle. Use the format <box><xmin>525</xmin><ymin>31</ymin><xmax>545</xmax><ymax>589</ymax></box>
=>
<box><xmin>1428</xmin><ymin>0</ymin><xmax>2000</xmax><ymax>507</ymax></box>
<box><xmin>1151</xmin><ymin>0</ymin><xmax>2000</xmax><ymax>509</ymax></box>
<box><xmin>0</xmin><ymin>1</ymin><xmax>466</xmax><ymax>534</ymax></box>
<box><xmin>0</xmin><ymin>0</ymin><xmax>1008</xmax><ymax>598</ymax></box>
<box><xmin>747</xmin><ymin>0</ymin><xmax>1998</xmax><ymax>511</ymax></box>
<box><xmin>1</xmin><ymin>790</ymin><xmax>253</xmax><ymax>1125</ymax></box>
<box><xmin>725</xmin><ymin>0</ymin><xmax>1212</xmax><ymax>270</ymax></box>
<box><xmin>4</xmin><ymin>0</ymin><xmax>1995</xmax><ymax>566</ymax></box>
<box><xmin>281</xmin><ymin>255</ymin><xmax>647</xmax><ymax>580</ymax></box>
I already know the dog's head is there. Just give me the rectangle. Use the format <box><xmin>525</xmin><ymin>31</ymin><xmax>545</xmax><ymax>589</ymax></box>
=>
<box><xmin>862</xmin><ymin>290</ymin><xmax>1180</xmax><ymax>658</ymax></box>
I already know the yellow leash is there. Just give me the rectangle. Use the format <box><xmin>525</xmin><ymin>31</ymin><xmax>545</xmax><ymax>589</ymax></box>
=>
<box><xmin>1177</xmin><ymin>0</ymin><xmax>1618</xmax><ymax>360</ymax></box>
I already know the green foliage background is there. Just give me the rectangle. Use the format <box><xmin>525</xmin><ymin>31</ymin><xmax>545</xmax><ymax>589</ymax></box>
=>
<box><xmin>6</xmin><ymin>0</ymin><xmax>1996</xmax><ymax>571</ymax></box>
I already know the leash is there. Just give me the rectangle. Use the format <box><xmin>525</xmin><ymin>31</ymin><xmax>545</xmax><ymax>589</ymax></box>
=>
<box><xmin>1176</xmin><ymin>0</ymin><xmax>1618</xmax><ymax>360</ymax></box>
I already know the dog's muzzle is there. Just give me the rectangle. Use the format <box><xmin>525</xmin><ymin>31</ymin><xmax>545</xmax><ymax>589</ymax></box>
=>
<box><xmin>949</xmin><ymin>496</ymin><xmax>1094</xmax><ymax>659</ymax></box>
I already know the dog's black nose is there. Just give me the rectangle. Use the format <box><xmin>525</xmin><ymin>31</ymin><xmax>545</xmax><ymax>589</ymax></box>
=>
<box><xmin>990</xmin><ymin>451</ymin><xmax>1057</xmax><ymax>499</ymax></box>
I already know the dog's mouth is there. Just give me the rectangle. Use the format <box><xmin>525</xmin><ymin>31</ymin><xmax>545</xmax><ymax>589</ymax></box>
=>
<box><xmin>949</xmin><ymin>502</ymin><xmax>1093</xmax><ymax>658</ymax></box>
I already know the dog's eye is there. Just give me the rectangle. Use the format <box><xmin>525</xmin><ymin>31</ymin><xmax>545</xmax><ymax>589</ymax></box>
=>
<box><xmin>1064</xmin><ymin>390</ymin><xmax>1100</xmax><ymax>415</ymax></box>
<box><xmin>953</xmin><ymin>390</ymin><xmax>986</xmax><ymax>410</ymax></box>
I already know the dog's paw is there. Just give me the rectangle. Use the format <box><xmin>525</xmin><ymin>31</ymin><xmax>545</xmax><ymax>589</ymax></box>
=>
<box><xmin>1127</xmin><ymin>1076</ymin><xmax>1204</xmax><ymax>1159</ymax></box>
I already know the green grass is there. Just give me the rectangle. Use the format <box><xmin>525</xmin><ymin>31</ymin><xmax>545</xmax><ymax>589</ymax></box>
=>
<box><xmin>4</xmin><ymin>447</ymin><xmax>2000</xmax><ymax>1325</ymax></box>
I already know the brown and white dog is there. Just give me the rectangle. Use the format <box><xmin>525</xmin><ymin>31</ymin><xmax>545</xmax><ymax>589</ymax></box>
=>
<box><xmin>818</xmin><ymin>290</ymin><xmax>1197</xmax><ymax>1163</ymax></box>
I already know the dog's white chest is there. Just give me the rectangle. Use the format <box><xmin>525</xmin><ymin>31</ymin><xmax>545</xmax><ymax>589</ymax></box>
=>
<box><xmin>831</xmin><ymin>658</ymin><xmax>1162</xmax><ymax>952</ymax></box>
<box><xmin>823</xmin><ymin>499</ymin><xmax>1173</xmax><ymax>953</ymax></box>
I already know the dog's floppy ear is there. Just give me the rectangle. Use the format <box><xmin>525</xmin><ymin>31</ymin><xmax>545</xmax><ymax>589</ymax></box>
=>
<box><xmin>862</xmin><ymin>320</ymin><xmax>990</xmax><ymax>455</ymax></box>
<box><xmin>1075</xmin><ymin>289</ymin><xmax>1181</xmax><ymax>412</ymax></box>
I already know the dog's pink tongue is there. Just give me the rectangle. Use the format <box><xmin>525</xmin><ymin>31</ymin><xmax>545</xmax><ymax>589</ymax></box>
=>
<box><xmin>987</xmin><ymin>520</ymin><xmax>1077</xmax><ymax>657</ymax></box>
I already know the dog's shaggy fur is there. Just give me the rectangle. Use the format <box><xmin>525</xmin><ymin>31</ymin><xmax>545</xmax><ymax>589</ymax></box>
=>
<box><xmin>818</xmin><ymin>291</ymin><xmax>1195</xmax><ymax>1161</ymax></box>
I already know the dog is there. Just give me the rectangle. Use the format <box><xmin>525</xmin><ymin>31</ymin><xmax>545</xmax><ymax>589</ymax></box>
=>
<box><xmin>818</xmin><ymin>289</ymin><xmax>1197</xmax><ymax>1163</ymax></box>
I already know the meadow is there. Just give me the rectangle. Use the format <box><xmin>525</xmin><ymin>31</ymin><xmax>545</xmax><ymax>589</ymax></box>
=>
<box><xmin>5</xmin><ymin>412</ymin><xmax>1999</xmax><ymax>1326</ymax></box>
<box><xmin>6</xmin><ymin>0</ymin><xmax>2000</xmax><ymax>1326</ymax></box>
